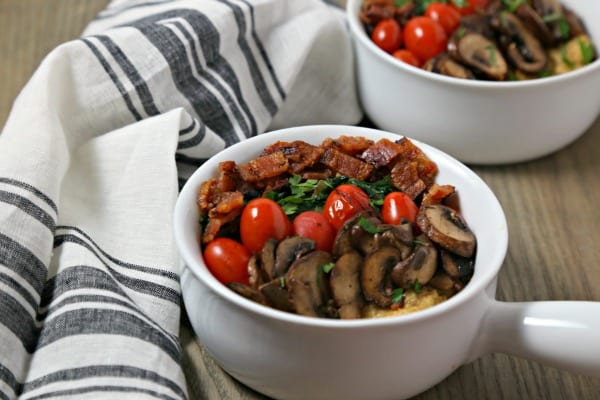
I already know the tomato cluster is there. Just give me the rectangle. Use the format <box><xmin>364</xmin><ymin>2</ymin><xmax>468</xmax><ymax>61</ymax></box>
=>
<box><xmin>370</xmin><ymin>0</ymin><xmax>488</xmax><ymax>67</ymax></box>
<box><xmin>203</xmin><ymin>185</ymin><xmax>419</xmax><ymax>286</ymax></box>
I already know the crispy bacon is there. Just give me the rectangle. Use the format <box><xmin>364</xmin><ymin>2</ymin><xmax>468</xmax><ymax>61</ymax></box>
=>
<box><xmin>361</xmin><ymin>138</ymin><xmax>402</xmax><ymax>168</ymax></box>
<box><xmin>320</xmin><ymin>148</ymin><xmax>374</xmax><ymax>181</ymax></box>
<box><xmin>396</xmin><ymin>137</ymin><xmax>438</xmax><ymax>187</ymax></box>
<box><xmin>262</xmin><ymin>140</ymin><xmax>324</xmax><ymax>174</ymax></box>
<box><xmin>209</xmin><ymin>191</ymin><xmax>245</xmax><ymax>217</ymax></box>
<box><xmin>237</xmin><ymin>151</ymin><xmax>288</xmax><ymax>183</ymax></box>
<box><xmin>390</xmin><ymin>160</ymin><xmax>426</xmax><ymax>199</ymax></box>
<box><xmin>217</xmin><ymin>161</ymin><xmax>240</xmax><ymax>192</ymax></box>
<box><xmin>421</xmin><ymin>184</ymin><xmax>456</xmax><ymax>207</ymax></box>
<box><xmin>321</xmin><ymin>135</ymin><xmax>374</xmax><ymax>156</ymax></box>
<box><xmin>202</xmin><ymin>208</ymin><xmax>243</xmax><ymax>244</ymax></box>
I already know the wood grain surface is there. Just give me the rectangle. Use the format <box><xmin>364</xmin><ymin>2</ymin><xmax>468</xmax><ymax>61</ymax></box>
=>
<box><xmin>1</xmin><ymin>1</ymin><xmax>599</xmax><ymax>399</ymax></box>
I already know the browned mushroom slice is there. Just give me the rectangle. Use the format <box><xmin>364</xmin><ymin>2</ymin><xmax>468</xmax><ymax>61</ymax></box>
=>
<box><xmin>391</xmin><ymin>234</ymin><xmax>438</xmax><ymax>288</ymax></box>
<box><xmin>530</xmin><ymin>0</ymin><xmax>569</xmax><ymax>42</ymax></box>
<box><xmin>515</xmin><ymin>4</ymin><xmax>555</xmax><ymax>46</ymax></box>
<box><xmin>459</xmin><ymin>14</ymin><xmax>496</xmax><ymax>40</ymax></box>
<box><xmin>441</xmin><ymin>249</ymin><xmax>475</xmax><ymax>284</ymax></box>
<box><xmin>423</xmin><ymin>53</ymin><xmax>476</xmax><ymax>80</ymax></box>
<box><xmin>330</xmin><ymin>251</ymin><xmax>364</xmax><ymax>319</ymax></box>
<box><xmin>416</xmin><ymin>205</ymin><xmax>476</xmax><ymax>258</ymax></box>
<box><xmin>491</xmin><ymin>11</ymin><xmax>547</xmax><ymax>74</ymax></box>
<box><xmin>285</xmin><ymin>250</ymin><xmax>333</xmax><ymax>317</ymax></box>
<box><xmin>562</xmin><ymin>6</ymin><xmax>586</xmax><ymax>38</ymax></box>
<box><xmin>259</xmin><ymin>238</ymin><xmax>278</xmax><ymax>280</ymax></box>
<box><xmin>448</xmin><ymin>31</ymin><xmax>508</xmax><ymax>80</ymax></box>
<box><xmin>228</xmin><ymin>282</ymin><xmax>268</xmax><ymax>305</ymax></box>
<box><xmin>332</xmin><ymin>210</ymin><xmax>380</xmax><ymax>258</ymax></box>
<box><xmin>259</xmin><ymin>279</ymin><xmax>294</xmax><ymax>312</ymax></box>
<box><xmin>375</xmin><ymin>223</ymin><xmax>413</xmax><ymax>259</ymax></box>
<box><xmin>272</xmin><ymin>236</ymin><xmax>316</xmax><ymax>279</ymax></box>
<box><xmin>361</xmin><ymin>246</ymin><xmax>403</xmax><ymax>308</ymax></box>
<box><xmin>429</xmin><ymin>271</ymin><xmax>464</xmax><ymax>297</ymax></box>
<box><xmin>247</xmin><ymin>255</ymin><xmax>262</xmax><ymax>289</ymax></box>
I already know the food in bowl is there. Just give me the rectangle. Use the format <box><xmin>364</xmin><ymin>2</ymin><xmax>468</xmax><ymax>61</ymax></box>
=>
<box><xmin>360</xmin><ymin>0</ymin><xmax>597</xmax><ymax>80</ymax></box>
<box><xmin>196</xmin><ymin>134</ymin><xmax>476</xmax><ymax>319</ymax></box>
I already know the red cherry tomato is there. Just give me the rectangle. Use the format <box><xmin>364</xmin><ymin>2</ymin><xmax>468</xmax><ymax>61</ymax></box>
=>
<box><xmin>392</xmin><ymin>49</ymin><xmax>422</xmax><ymax>68</ymax></box>
<box><xmin>381</xmin><ymin>192</ymin><xmax>419</xmax><ymax>226</ymax></box>
<box><xmin>293</xmin><ymin>211</ymin><xmax>336</xmax><ymax>252</ymax></box>
<box><xmin>450</xmin><ymin>0</ymin><xmax>489</xmax><ymax>16</ymax></box>
<box><xmin>203</xmin><ymin>238</ymin><xmax>252</xmax><ymax>285</ymax></box>
<box><xmin>324</xmin><ymin>184</ymin><xmax>371</xmax><ymax>230</ymax></box>
<box><xmin>371</xmin><ymin>19</ymin><xmax>403</xmax><ymax>53</ymax></box>
<box><xmin>240</xmin><ymin>198</ymin><xmax>292</xmax><ymax>252</ymax></box>
<box><xmin>425</xmin><ymin>3</ymin><xmax>461</xmax><ymax>36</ymax></box>
<box><xmin>404</xmin><ymin>17</ymin><xmax>448</xmax><ymax>63</ymax></box>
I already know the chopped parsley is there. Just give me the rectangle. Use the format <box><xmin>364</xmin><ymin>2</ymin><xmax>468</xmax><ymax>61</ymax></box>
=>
<box><xmin>321</xmin><ymin>262</ymin><xmax>335</xmax><ymax>274</ymax></box>
<box><xmin>560</xmin><ymin>46</ymin><xmax>575</xmax><ymax>69</ymax></box>
<box><xmin>579</xmin><ymin>40</ymin><xmax>595</xmax><ymax>65</ymax></box>
<box><xmin>502</xmin><ymin>0</ymin><xmax>527</xmax><ymax>13</ymax></box>
<box><xmin>485</xmin><ymin>44</ymin><xmax>497</xmax><ymax>66</ymax></box>
<box><xmin>413</xmin><ymin>279</ymin><xmax>422</xmax><ymax>294</ymax></box>
<box><xmin>357</xmin><ymin>217</ymin><xmax>380</xmax><ymax>234</ymax></box>
<box><xmin>391</xmin><ymin>288</ymin><xmax>405</xmax><ymax>304</ymax></box>
<box><xmin>280</xmin><ymin>276</ymin><xmax>286</xmax><ymax>288</ymax></box>
<box><xmin>455</xmin><ymin>26</ymin><xmax>467</xmax><ymax>40</ymax></box>
<box><xmin>394</xmin><ymin>0</ymin><xmax>412</xmax><ymax>7</ymax></box>
<box><xmin>413</xmin><ymin>238</ymin><xmax>426</xmax><ymax>246</ymax></box>
<box><xmin>451</xmin><ymin>0</ymin><xmax>468</xmax><ymax>7</ymax></box>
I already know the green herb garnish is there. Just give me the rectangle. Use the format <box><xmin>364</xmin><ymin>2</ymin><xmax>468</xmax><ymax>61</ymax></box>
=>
<box><xmin>392</xmin><ymin>288</ymin><xmax>405</xmax><ymax>304</ymax></box>
<box><xmin>455</xmin><ymin>26</ymin><xmax>467</xmax><ymax>40</ymax></box>
<box><xmin>579</xmin><ymin>40</ymin><xmax>595</xmax><ymax>65</ymax></box>
<box><xmin>485</xmin><ymin>44</ymin><xmax>497</xmax><ymax>66</ymax></box>
<box><xmin>560</xmin><ymin>46</ymin><xmax>575</xmax><ymax>69</ymax></box>
<box><xmin>413</xmin><ymin>279</ymin><xmax>421</xmax><ymax>294</ymax></box>
<box><xmin>501</xmin><ymin>0</ymin><xmax>526</xmax><ymax>13</ymax></box>
<box><xmin>394</xmin><ymin>0</ymin><xmax>412</xmax><ymax>7</ymax></box>
<box><xmin>541</xmin><ymin>12</ymin><xmax>563</xmax><ymax>23</ymax></box>
<box><xmin>413</xmin><ymin>238</ymin><xmax>426</xmax><ymax>246</ymax></box>
<box><xmin>357</xmin><ymin>217</ymin><xmax>380</xmax><ymax>234</ymax></box>
<box><xmin>321</xmin><ymin>262</ymin><xmax>335</xmax><ymax>274</ymax></box>
<box><xmin>557</xmin><ymin>18</ymin><xmax>570</xmax><ymax>39</ymax></box>
<box><xmin>451</xmin><ymin>0</ymin><xmax>468</xmax><ymax>7</ymax></box>
<box><xmin>280</xmin><ymin>276</ymin><xmax>286</xmax><ymax>288</ymax></box>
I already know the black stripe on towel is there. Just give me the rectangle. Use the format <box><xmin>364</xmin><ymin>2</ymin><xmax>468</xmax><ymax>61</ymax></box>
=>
<box><xmin>24</xmin><ymin>385</ymin><xmax>179</xmax><ymax>400</ymax></box>
<box><xmin>81</xmin><ymin>38</ymin><xmax>143</xmax><ymax>121</ymax></box>
<box><xmin>0</xmin><ymin>233</ymin><xmax>46</xmax><ymax>296</ymax></box>
<box><xmin>0</xmin><ymin>178</ymin><xmax>57</xmax><ymax>213</ymax></box>
<box><xmin>22</xmin><ymin>365</ymin><xmax>186</xmax><ymax>399</ymax></box>
<box><xmin>0</xmin><ymin>190</ymin><xmax>55</xmax><ymax>232</ymax></box>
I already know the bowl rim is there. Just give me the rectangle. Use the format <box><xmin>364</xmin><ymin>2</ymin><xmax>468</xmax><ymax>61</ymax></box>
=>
<box><xmin>345</xmin><ymin>0</ymin><xmax>600</xmax><ymax>89</ymax></box>
<box><xmin>174</xmin><ymin>124</ymin><xmax>509</xmax><ymax>329</ymax></box>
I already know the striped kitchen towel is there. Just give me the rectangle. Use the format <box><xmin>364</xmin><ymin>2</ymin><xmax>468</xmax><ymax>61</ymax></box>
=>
<box><xmin>0</xmin><ymin>1</ymin><xmax>361</xmax><ymax>399</ymax></box>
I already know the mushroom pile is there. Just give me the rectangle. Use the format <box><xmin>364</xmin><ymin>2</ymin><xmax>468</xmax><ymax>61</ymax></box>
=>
<box><xmin>229</xmin><ymin>203</ymin><xmax>476</xmax><ymax>319</ymax></box>
<box><xmin>361</xmin><ymin>0</ymin><xmax>596</xmax><ymax>80</ymax></box>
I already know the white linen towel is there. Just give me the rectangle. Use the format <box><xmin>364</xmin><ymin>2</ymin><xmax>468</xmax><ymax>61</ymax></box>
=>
<box><xmin>0</xmin><ymin>1</ymin><xmax>361</xmax><ymax>398</ymax></box>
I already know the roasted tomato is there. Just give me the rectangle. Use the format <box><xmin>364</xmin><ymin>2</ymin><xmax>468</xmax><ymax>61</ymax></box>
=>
<box><xmin>203</xmin><ymin>238</ymin><xmax>252</xmax><ymax>285</ymax></box>
<box><xmin>425</xmin><ymin>3</ymin><xmax>461</xmax><ymax>36</ymax></box>
<box><xmin>240</xmin><ymin>198</ymin><xmax>292</xmax><ymax>252</ymax></box>
<box><xmin>293</xmin><ymin>211</ymin><xmax>336</xmax><ymax>252</ymax></box>
<box><xmin>381</xmin><ymin>192</ymin><xmax>419</xmax><ymax>225</ymax></box>
<box><xmin>450</xmin><ymin>0</ymin><xmax>489</xmax><ymax>16</ymax></box>
<box><xmin>403</xmin><ymin>16</ymin><xmax>448</xmax><ymax>63</ymax></box>
<box><xmin>392</xmin><ymin>49</ymin><xmax>422</xmax><ymax>67</ymax></box>
<box><xmin>324</xmin><ymin>184</ymin><xmax>371</xmax><ymax>230</ymax></box>
<box><xmin>371</xmin><ymin>18</ymin><xmax>403</xmax><ymax>53</ymax></box>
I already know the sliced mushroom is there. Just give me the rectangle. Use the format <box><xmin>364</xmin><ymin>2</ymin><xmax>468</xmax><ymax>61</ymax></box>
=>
<box><xmin>530</xmin><ymin>0</ymin><xmax>568</xmax><ymax>42</ymax></box>
<box><xmin>375</xmin><ymin>223</ymin><xmax>413</xmax><ymax>259</ymax></box>
<box><xmin>391</xmin><ymin>234</ymin><xmax>438</xmax><ymax>288</ymax></box>
<box><xmin>332</xmin><ymin>210</ymin><xmax>380</xmax><ymax>258</ymax></box>
<box><xmin>423</xmin><ymin>53</ymin><xmax>476</xmax><ymax>80</ymax></box>
<box><xmin>330</xmin><ymin>251</ymin><xmax>364</xmax><ymax>319</ymax></box>
<box><xmin>491</xmin><ymin>11</ymin><xmax>547</xmax><ymax>74</ymax></box>
<box><xmin>259</xmin><ymin>238</ymin><xmax>278</xmax><ymax>280</ymax></box>
<box><xmin>441</xmin><ymin>249</ymin><xmax>475</xmax><ymax>284</ymax></box>
<box><xmin>259</xmin><ymin>279</ymin><xmax>294</xmax><ymax>312</ymax></box>
<box><xmin>361</xmin><ymin>246</ymin><xmax>403</xmax><ymax>308</ymax></box>
<box><xmin>228</xmin><ymin>282</ymin><xmax>268</xmax><ymax>305</ymax></box>
<box><xmin>285</xmin><ymin>250</ymin><xmax>332</xmax><ymax>317</ymax></box>
<box><xmin>515</xmin><ymin>4</ymin><xmax>555</xmax><ymax>46</ymax></box>
<box><xmin>272</xmin><ymin>236</ymin><xmax>316</xmax><ymax>279</ymax></box>
<box><xmin>562</xmin><ymin>6</ymin><xmax>586</xmax><ymax>38</ymax></box>
<box><xmin>247</xmin><ymin>255</ymin><xmax>262</xmax><ymax>289</ymax></box>
<box><xmin>429</xmin><ymin>271</ymin><xmax>464</xmax><ymax>297</ymax></box>
<box><xmin>448</xmin><ymin>31</ymin><xmax>508</xmax><ymax>80</ymax></box>
<box><xmin>460</xmin><ymin>14</ymin><xmax>496</xmax><ymax>40</ymax></box>
<box><xmin>416</xmin><ymin>205</ymin><xmax>476</xmax><ymax>258</ymax></box>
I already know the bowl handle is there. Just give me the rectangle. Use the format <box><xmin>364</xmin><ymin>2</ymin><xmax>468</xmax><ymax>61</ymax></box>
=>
<box><xmin>467</xmin><ymin>300</ymin><xmax>600</xmax><ymax>376</ymax></box>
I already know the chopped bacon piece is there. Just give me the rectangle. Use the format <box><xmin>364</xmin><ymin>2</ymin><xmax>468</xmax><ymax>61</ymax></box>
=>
<box><xmin>390</xmin><ymin>160</ymin><xmax>426</xmax><ymax>199</ymax></box>
<box><xmin>197</xmin><ymin>178</ymin><xmax>219</xmax><ymax>214</ymax></box>
<box><xmin>237</xmin><ymin>151</ymin><xmax>288</xmax><ymax>183</ymax></box>
<box><xmin>361</xmin><ymin>138</ymin><xmax>402</xmax><ymax>168</ymax></box>
<box><xmin>421</xmin><ymin>184</ymin><xmax>455</xmax><ymax>207</ymax></box>
<box><xmin>396</xmin><ymin>137</ymin><xmax>438</xmax><ymax>186</ymax></box>
<box><xmin>202</xmin><ymin>208</ymin><xmax>243</xmax><ymax>244</ymax></box>
<box><xmin>321</xmin><ymin>135</ymin><xmax>374</xmax><ymax>156</ymax></box>
<box><xmin>320</xmin><ymin>148</ymin><xmax>374</xmax><ymax>181</ymax></box>
<box><xmin>209</xmin><ymin>191</ymin><xmax>245</xmax><ymax>217</ymax></box>
<box><xmin>217</xmin><ymin>161</ymin><xmax>240</xmax><ymax>192</ymax></box>
<box><xmin>262</xmin><ymin>140</ymin><xmax>324</xmax><ymax>174</ymax></box>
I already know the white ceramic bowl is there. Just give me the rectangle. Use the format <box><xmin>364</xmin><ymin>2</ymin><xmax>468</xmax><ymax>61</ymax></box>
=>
<box><xmin>346</xmin><ymin>0</ymin><xmax>600</xmax><ymax>164</ymax></box>
<box><xmin>175</xmin><ymin>125</ymin><xmax>600</xmax><ymax>400</ymax></box>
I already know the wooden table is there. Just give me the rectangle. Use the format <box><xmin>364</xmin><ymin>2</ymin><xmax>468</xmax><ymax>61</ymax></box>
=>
<box><xmin>2</xmin><ymin>1</ymin><xmax>599</xmax><ymax>399</ymax></box>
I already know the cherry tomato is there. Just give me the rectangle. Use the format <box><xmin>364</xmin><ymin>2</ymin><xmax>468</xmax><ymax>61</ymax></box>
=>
<box><xmin>392</xmin><ymin>49</ymin><xmax>422</xmax><ymax>68</ymax></box>
<box><xmin>450</xmin><ymin>0</ymin><xmax>489</xmax><ymax>16</ymax></box>
<box><xmin>293</xmin><ymin>211</ymin><xmax>336</xmax><ymax>252</ymax></box>
<box><xmin>403</xmin><ymin>17</ymin><xmax>448</xmax><ymax>63</ymax></box>
<box><xmin>371</xmin><ymin>19</ymin><xmax>403</xmax><ymax>53</ymax></box>
<box><xmin>203</xmin><ymin>238</ymin><xmax>252</xmax><ymax>285</ymax></box>
<box><xmin>240</xmin><ymin>198</ymin><xmax>292</xmax><ymax>252</ymax></box>
<box><xmin>324</xmin><ymin>184</ymin><xmax>371</xmax><ymax>230</ymax></box>
<box><xmin>425</xmin><ymin>3</ymin><xmax>461</xmax><ymax>36</ymax></box>
<box><xmin>381</xmin><ymin>192</ymin><xmax>419</xmax><ymax>226</ymax></box>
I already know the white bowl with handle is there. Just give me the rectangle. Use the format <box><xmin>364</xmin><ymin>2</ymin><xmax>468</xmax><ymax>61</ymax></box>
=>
<box><xmin>175</xmin><ymin>125</ymin><xmax>600</xmax><ymax>400</ymax></box>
